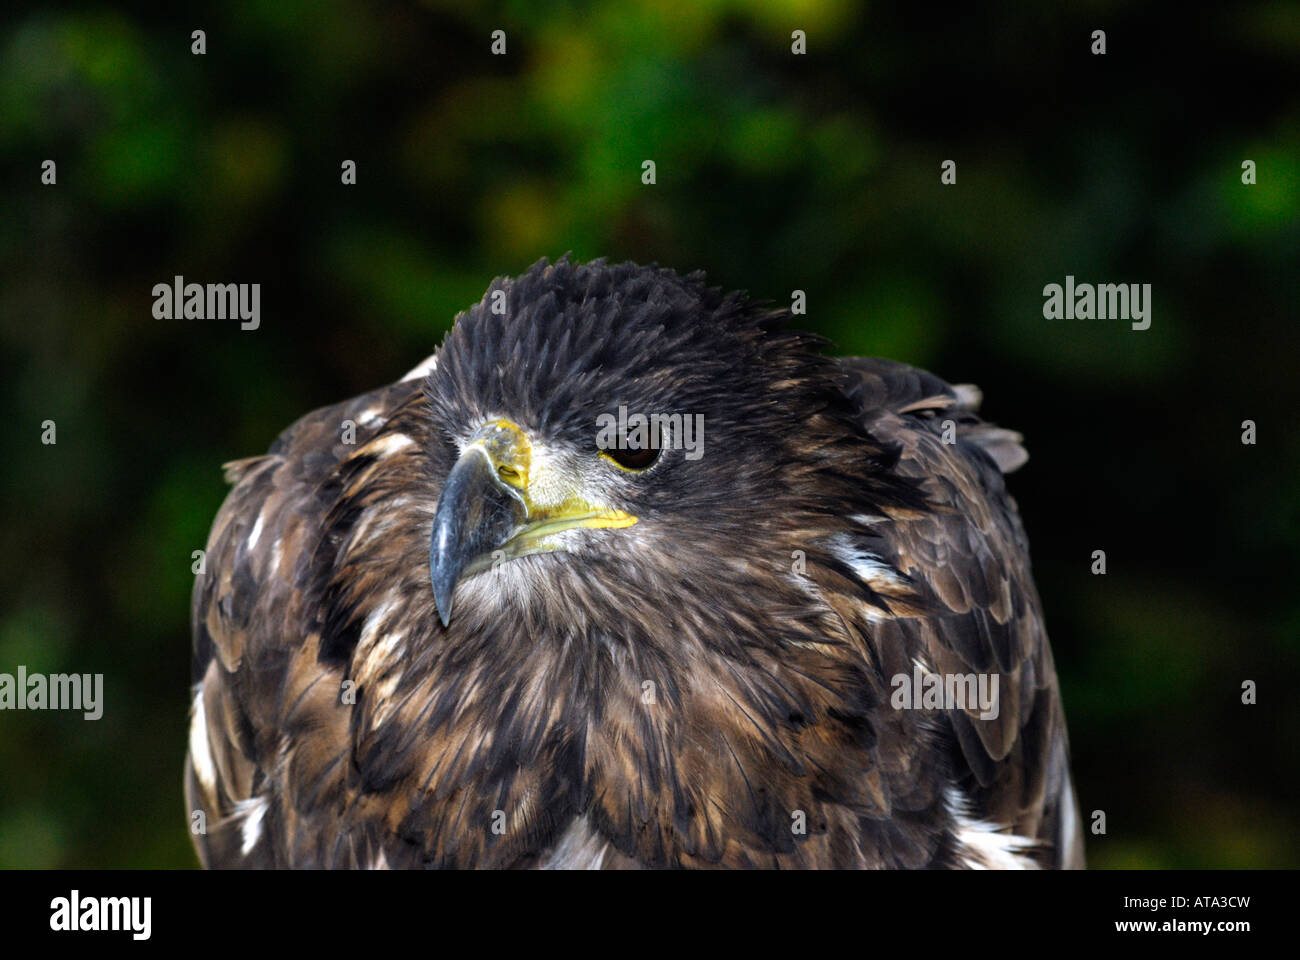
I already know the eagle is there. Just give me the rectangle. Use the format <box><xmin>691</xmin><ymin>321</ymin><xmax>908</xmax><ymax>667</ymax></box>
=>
<box><xmin>186</xmin><ymin>256</ymin><xmax>1084</xmax><ymax>869</ymax></box>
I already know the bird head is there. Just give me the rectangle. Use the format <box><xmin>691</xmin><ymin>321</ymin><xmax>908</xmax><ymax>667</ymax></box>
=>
<box><xmin>422</xmin><ymin>257</ymin><xmax>884</xmax><ymax>628</ymax></box>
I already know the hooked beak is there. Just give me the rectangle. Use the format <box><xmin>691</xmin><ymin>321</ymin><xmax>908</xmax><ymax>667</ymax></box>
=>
<box><xmin>429</xmin><ymin>419</ymin><xmax>636</xmax><ymax>626</ymax></box>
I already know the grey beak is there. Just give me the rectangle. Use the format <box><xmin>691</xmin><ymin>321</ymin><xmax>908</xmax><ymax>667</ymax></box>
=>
<box><xmin>429</xmin><ymin>447</ymin><xmax>526</xmax><ymax>626</ymax></box>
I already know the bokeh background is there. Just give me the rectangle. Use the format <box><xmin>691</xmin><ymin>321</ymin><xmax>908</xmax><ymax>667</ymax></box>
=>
<box><xmin>1</xmin><ymin>0</ymin><xmax>1297</xmax><ymax>868</ymax></box>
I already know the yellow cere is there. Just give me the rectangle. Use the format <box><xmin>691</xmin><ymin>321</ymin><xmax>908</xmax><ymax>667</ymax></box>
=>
<box><xmin>471</xmin><ymin>418</ymin><xmax>531</xmax><ymax>490</ymax></box>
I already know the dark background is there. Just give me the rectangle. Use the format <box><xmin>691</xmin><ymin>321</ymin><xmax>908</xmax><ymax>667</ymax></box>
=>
<box><xmin>1</xmin><ymin>1</ymin><xmax>1296</xmax><ymax>868</ymax></box>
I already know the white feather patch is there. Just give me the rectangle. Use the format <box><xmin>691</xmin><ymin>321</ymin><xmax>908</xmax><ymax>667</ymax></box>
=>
<box><xmin>246</xmin><ymin>513</ymin><xmax>264</xmax><ymax>550</ymax></box>
<box><xmin>235</xmin><ymin>796</ymin><xmax>269</xmax><ymax>857</ymax></box>
<box><xmin>188</xmin><ymin>688</ymin><xmax>217</xmax><ymax>795</ymax></box>
<box><xmin>401</xmin><ymin>352</ymin><xmax>439</xmax><ymax>382</ymax></box>
<box><xmin>849</xmin><ymin>513</ymin><xmax>888</xmax><ymax>526</ymax></box>
<box><xmin>360</xmin><ymin>600</ymin><xmax>400</xmax><ymax>647</ymax></box>
<box><xmin>946</xmin><ymin>788</ymin><xmax>1039</xmax><ymax>869</ymax></box>
<box><xmin>828</xmin><ymin>534</ymin><xmax>906</xmax><ymax>588</ymax></box>
<box><xmin>358</xmin><ymin>433</ymin><xmax>414</xmax><ymax>458</ymax></box>
<box><xmin>1058</xmin><ymin>771</ymin><xmax>1083</xmax><ymax>867</ymax></box>
<box><xmin>539</xmin><ymin>816</ymin><xmax>608</xmax><ymax>870</ymax></box>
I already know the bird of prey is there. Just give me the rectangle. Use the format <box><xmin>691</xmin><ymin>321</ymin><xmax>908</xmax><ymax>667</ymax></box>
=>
<box><xmin>186</xmin><ymin>256</ymin><xmax>1083</xmax><ymax>869</ymax></box>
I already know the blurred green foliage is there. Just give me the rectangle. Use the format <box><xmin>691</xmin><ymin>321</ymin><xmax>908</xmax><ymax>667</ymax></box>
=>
<box><xmin>1</xmin><ymin>0</ymin><xmax>1297</xmax><ymax>868</ymax></box>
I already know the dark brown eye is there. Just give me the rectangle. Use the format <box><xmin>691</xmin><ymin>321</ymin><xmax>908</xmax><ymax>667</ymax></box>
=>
<box><xmin>602</xmin><ymin>444</ymin><xmax>661</xmax><ymax>471</ymax></box>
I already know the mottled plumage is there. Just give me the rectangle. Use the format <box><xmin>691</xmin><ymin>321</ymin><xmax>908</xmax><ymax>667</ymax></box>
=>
<box><xmin>186</xmin><ymin>257</ymin><xmax>1083</xmax><ymax>869</ymax></box>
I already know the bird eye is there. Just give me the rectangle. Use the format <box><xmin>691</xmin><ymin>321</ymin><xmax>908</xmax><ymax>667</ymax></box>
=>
<box><xmin>601</xmin><ymin>445</ymin><xmax>661</xmax><ymax>471</ymax></box>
